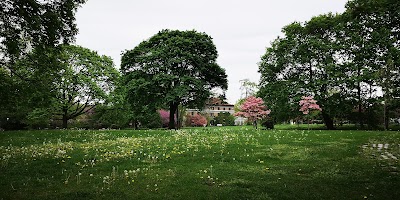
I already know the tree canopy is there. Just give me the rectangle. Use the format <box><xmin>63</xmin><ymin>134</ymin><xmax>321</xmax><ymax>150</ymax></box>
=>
<box><xmin>15</xmin><ymin>45</ymin><xmax>119</xmax><ymax>128</ymax></box>
<box><xmin>258</xmin><ymin>0</ymin><xmax>399</xmax><ymax>129</ymax></box>
<box><xmin>53</xmin><ymin>45</ymin><xmax>119</xmax><ymax>128</ymax></box>
<box><xmin>0</xmin><ymin>0</ymin><xmax>87</xmax><ymax>129</ymax></box>
<box><xmin>234</xmin><ymin>96</ymin><xmax>271</xmax><ymax>123</ymax></box>
<box><xmin>0</xmin><ymin>0</ymin><xmax>86</xmax><ymax>67</ymax></box>
<box><xmin>121</xmin><ymin>29</ymin><xmax>228</xmax><ymax>129</ymax></box>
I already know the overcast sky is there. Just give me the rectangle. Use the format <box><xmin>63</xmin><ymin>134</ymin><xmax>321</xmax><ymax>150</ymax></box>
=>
<box><xmin>75</xmin><ymin>0</ymin><xmax>348</xmax><ymax>104</ymax></box>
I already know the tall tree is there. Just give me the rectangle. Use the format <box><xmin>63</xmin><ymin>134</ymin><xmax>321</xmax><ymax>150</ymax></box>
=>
<box><xmin>343</xmin><ymin>0</ymin><xmax>400</xmax><ymax>129</ymax></box>
<box><xmin>0</xmin><ymin>0</ymin><xmax>87</xmax><ymax>129</ymax></box>
<box><xmin>18</xmin><ymin>45</ymin><xmax>119</xmax><ymax>128</ymax></box>
<box><xmin>259</xmin><ymin>0</ymin><xmax>399</xmax><ymax>130</ymax></box>
<box><xmin>121</xmin><ymin>29</ymin><xmax>228</xmax><ymax>129</ymax></box>
<box><xmin>259</xmin><ymin>14</ymin><xmax>347</xmax><ymax>129</ymax></box>
<box><xmin>257</xmin><ymin>37</ymin><xmax>301</xmax><ymax>123</ymax></box>
<box><xmin>55</xmin><ymin>45</ymin><xmax>119</xmax><ymax>128</ymax></box>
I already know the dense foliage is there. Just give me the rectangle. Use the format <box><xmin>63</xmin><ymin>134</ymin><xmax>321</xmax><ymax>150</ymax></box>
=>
<box><xmin>2</xmin><ymin>0</ymin><xmax>398</xmax><ymax>131</ymax></box>
<box><xmin>54</xmin><ymin>45</ymin><xmax>119</xmax><ymax>128</ymax></box>
<box><xmin>0</xmin><ymin>0</ymin><xmax>86</xmax><ymax>64</ymax></box>
<box><xmin>121</xmin><ymin>30</ymin><xmax>228</xmax><ymax>129</ymax></box>
<box><xmin>214</xmin><ymin>112</ymin><xmax>235</xmax><ymax>126</ymax></box>
<box><xmin>159</xmin><ymin>109</ymin><xmax>178</xmax><ymax>128</ymax></box>
<box><xmin>185</xmin><ymin>114</ymin><xmax>208</xmax><ymax>127</ymax></box>
<box><xmin>258</xmin><ymin>0</ymin><xmax>400</xmax><ymax>129</ymax></box>
<box><xmin>0</xmin><ymin>0</ymin><xmax>88</xmax><ymax>129</ymax></box>
<box><xmin>12</xmin><ymin>45</ymin><xmax>119</xmax><ymax>129</ymax></box>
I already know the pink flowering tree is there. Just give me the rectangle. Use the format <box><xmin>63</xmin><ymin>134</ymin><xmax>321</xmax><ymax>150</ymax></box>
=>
<box><xmin>234</xmin><ymin>96</ymin><xmax>271</xmax><ymax>129</ymax></box>
<box><xmin>191</xmin><ymin>114</ymin><xmax>207</xmax><ymax>127</ymax></box>
<box><xmin>299</xmin><ymin>96</ymin><xmax>322</xmax><ymax>129</ymax></box>
<box><xmin>158</xmin><ymin>109</ymin><xmax>177</xmax><ymax>128</ymax></box>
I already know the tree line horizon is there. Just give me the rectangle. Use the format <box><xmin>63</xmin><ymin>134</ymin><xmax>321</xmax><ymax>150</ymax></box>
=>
<box><xmin>0</xmin><ymin>0</ymin><xmax>399</xmax><ymax>130</ymax></box>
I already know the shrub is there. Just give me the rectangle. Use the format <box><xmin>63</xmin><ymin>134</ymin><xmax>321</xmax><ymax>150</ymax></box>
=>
<box><xmin>158</xmin><ymin>109</ymin><xmax>177</xmax><ymax>128</ymax></box>
<box><xmin>214</xmin><ymin>112</ymin><xmax>235</xmax><ymax>126</ymax></box>
<box><xmin>159</xmin><ymin>110</ymin><xmax>170</xmax><ymax>127</ymax></box>
<box><xmin>88</xmin><ymin>105</ymin><xmax>131</xmax><ymax>129</ymax></box>
<box><xmin>24</xmin><ymin>108</ymin><xmax>51</xmax><ymax>129</ymax></box>
<box><xmin>185</xmin><ymin>114</ymin><xmax>207</xmax><ymax>127</ymax></box>
<box><xmin>261</xmin><ymin>118</ymin><xmax>274</xmax><ymax>129</ymax></box>
<box><xmin>140</xmin><ymin>111</ymin><xmax>162</xmax><ymax>129</ymax></box>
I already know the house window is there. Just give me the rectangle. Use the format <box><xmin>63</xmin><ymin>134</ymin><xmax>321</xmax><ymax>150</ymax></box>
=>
<box><xmin>218</xmin><ymin>107</ymin><xmax>220</xmax><ymax>110</ymax></box>
<box><xmin>223</xmin><ymin>107</ymin><xmax>225</xmax><ymax>110</ymax></box>
<box><xmin>191</xmin><ymin>112</ymin><xmax>194</xmax><ymax>116</ymax></box>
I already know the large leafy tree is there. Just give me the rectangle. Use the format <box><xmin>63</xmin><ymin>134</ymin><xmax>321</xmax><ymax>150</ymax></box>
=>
<box><xmin>343</xmin><ymin>0</ymin><xmax>400</xmax><ymax>129</ymax></box>
<box><xmin>17</xmin><ymin>45</ymin><xmax>119</xmax><ymax>128</ymax></box>
<box><xmin>0</xmin><ymin>0</ymin><xmax>86</xmax><ymax>129</ymax></box>
<box><xmin>54</xmin><ymin>45</ymin><xmax>119</xmax><ymax>128</ymax></box>
<box><xmin>257</xmin><ymin>37</ymin><xmax>301</xmax><ymax>123</ymax></box>
<box><xmin>121</xmin><ymin>29</ymin><xmax>228</xmax><ymax>129</ymax></box>
<box><xmin>259</xmin><ymin>14</ymin><xmax>347</xmax><ymax>129</ymax></box>
<box><xmin>259</xmin><ymin>0</ymin><xmax>399</xmax><ymax>130</ymax></box>
<box><xmin>0</xmin><ymin>47</ymin><xmax>63</xmax><ymax>129</ymax></box>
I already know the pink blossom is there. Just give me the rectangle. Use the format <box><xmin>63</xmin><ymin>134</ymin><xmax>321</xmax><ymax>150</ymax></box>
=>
<box><xmin>158</xmin><ymin>109</ymin><xmax>176</xmax><ymax>127</ymax></box>
<box><xmin>190</xmin><ymin>114</ymin><xmax>207</xmax><ymax>126</ymax></box>
<box><xmin>299</xmin><ymin>96</ymin><xmax>322</xmax><ymax>115</ymax></box>
<box><xmin>234</xmin><ymin>96</ymin><xmax>271</xmax><ymax>121</ymax></box>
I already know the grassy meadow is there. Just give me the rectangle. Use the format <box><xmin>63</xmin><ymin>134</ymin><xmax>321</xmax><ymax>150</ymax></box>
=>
<box><xmin>1</xmin><ymin>126</ymin><xmax>400</xmax><ymax>199</ymax></box>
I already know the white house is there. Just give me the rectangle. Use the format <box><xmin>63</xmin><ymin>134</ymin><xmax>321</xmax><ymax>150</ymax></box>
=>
<box><xmin>186</xmin><ymin>98</ymin><xmax>234</xmax><ymax>117</ymax></box>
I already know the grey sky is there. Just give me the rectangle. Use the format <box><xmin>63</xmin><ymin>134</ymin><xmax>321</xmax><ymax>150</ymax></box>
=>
<box><xmin>75</xmin><ymin>0</ymin><xmax>348</xmax><ymax>104</ymax></box>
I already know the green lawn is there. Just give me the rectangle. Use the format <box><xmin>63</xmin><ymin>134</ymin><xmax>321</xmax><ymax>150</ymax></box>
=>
<box><xmin>1</xmin><ymin>127</ymin><xmax>399</xmax><ymax>199</ymax></box>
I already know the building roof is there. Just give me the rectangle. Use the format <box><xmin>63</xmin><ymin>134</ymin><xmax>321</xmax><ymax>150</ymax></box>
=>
<box><xmin>207</xmin><ymin>104</ymin><xmax>234</xmax><ymax>107</ymax></box>
<box><xmin>206</xmin><ymin>97</ymin><xmax>234</xmax><ymax>106</ymax></box>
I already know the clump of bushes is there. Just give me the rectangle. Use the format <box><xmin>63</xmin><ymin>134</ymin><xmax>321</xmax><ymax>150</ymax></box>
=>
<box><xmin>185</xmin><ymin>114</ymin><xmax>207</xmax><ymax>127</ymax></box>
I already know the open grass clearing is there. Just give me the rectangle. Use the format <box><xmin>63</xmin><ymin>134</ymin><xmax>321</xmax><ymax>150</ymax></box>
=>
<box><xmin>1</xmin><ymin>127</ymin><xmax>400</xmax><ymax>199</ymax></box>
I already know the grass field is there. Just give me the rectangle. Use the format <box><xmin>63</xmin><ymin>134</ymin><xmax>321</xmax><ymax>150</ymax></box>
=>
<box><xmin>1</xmin><ymin>126</ymin><xmax>400</xmax><ymax>199</ymax></box>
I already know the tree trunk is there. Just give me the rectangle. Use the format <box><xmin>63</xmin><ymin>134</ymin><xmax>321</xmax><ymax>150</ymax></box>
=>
<box><xmin>322</xmin><ymin>112</ymin><xmax>335</xmax><ymax>130</ymax></box>
<box><xmin>384</xmin><ymin>99</ymin><xmax>389</xmax><ymax>131</ymax></box>
<box><xmin>176</xmin><ymin>106</ymin><xmax>180</xmax><ymax>129</ymax></box>
<box><xmin>62</xmin><ymin>115</ymin><xmax>68</xmax><ymax>129</ymax></box>
<box><xmin>357</xmin><ymin>68</ymin><xmax>364</xmax><ymax>128</ymax></box>
<box><xmin>169</xmin><ymin>102</ymin><xmax>178</xmax><ymax>130</ymax></box>
<box><xmin>133</xmin><ymin>119</ymin><xmax>138</xmax><ymax>130</ymax></box>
